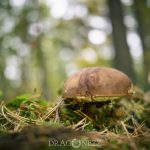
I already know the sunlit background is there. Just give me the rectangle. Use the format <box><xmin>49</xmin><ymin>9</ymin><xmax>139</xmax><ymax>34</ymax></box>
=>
<box><xmin>0</xmin><ymin>0</ymin><xmax>150</xmax><ymax>100</ymax></box>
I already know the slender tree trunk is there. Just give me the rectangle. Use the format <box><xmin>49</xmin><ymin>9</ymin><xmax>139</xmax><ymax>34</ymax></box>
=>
<box><xmin>35</xmin><ymin>35</ymin><xmax>51</xmax><ymax>99</ymax></box>
<box><xmin>0</xmin><ymin>57</ymin><xmax>8</xmax><ymax>96</ymax></box>
<box><xmin>0</xmin><ymin>38</ymin><xmax>9</xmax><ymax>97</ymax></box>
<box><xmin>133</xmin><ymin>0</ymin><xmax>150</xmax><ymax>90</ymax></box>
<box><xmin>107</xmin><ymin>0</ymin><xmax>136</xmax><ymax>82</ymax></box>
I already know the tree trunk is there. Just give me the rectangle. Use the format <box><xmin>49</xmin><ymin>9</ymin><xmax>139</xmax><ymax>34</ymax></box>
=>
<box><xmin>35</xmin><ymin>35</ymin><xmax>51</xmax><ymax>99</ymax></box>
<box><xmin>107</xmin><ymin>0</ymin><xmax>136</xmax><ymax>82</ymax></box>
<box><xmin>133</xmin><ymin>0</ymin><xmax>150</xmax><ymax>90</ymax></box>
<box><xmin>0</xmin><ymin>57</ymin><xmax>8</xmax><ymax>97</ymax></box>
<box><xmin>0</xmin><ymin>38</ymin><xmax>9</xmax><ymax>97</ymax></box>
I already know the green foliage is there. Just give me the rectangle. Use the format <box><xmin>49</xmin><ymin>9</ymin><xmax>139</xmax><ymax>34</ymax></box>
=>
<box><xmin>6</xmin><ymin>94</ymin><xmax>31</xmax><ymax>108</ymax></box>
<box><xmin>7</xmin><ymin>94</ymin><xmax>48</xmax><ymax>108</ymax></box>
<box><xmin>5</xmin><ymin>94</ymin><xmax>48</xmax><ymax>120</ymax></box>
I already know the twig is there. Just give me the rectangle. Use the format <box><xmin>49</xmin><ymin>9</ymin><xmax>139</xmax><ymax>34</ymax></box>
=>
<box><xmin>121</xmin><ymin>121</ymin><xmax>130</xmax><ymax>137</ymax></box>
<box><xmin>121</xmin><ymin>121</ymin><xmax>138</xmax><ymax>150</ymax></box>
<box><xmin>42</xmin><ymin>98</ymin><xmax>63</xmax><ymax>120</ymax></box>
<box><xmin>1</xmin><ymin>105</ymin><xmax>16</xmax><ymax>125</ymax></box>
<box><xmin>74</xmin><ymin>110</ymin><xmax>93</xmax><ymax>122</ymax></box>
<box><xmin>72</xmin><ymin>118</ymin><xmax>87</xmax><ymax>130</ymax></box>
<box><xmin>54</xmin><ymin>107</ymin><xmax>60</xmax><ymax>123</ymax></box>
<box><xmin>3</xmin><ymin>105</ymin><xmax>29</xmax><ymax>122</ymax></box>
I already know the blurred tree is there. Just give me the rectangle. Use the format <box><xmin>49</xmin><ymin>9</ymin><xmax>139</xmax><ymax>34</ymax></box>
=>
<box><xmin>0</xmin><ymin>1</ymin><xmax>12</xmax><ymax>96</ymax></box>
<box><xmin>34</xmin><ymin>35</ymin><xmax>50</xmax><ymax>99</ymax></box>
<box><xmin>0</xmin><ymin>0</ymin><xmax>53</xmax><ymax>99</ymax></box>
<box><xmin>107</xmin><ymin>0</ymin><xmax>136</xmax><ymax>82</ymax></box>
<box><xmin>0</xmin><ymin>51</ymin><xmax>8</xmax><ymax>95</ymax></box>
<box><xmin>0</xmin><ymin>0</ymin><xmax>148</xmax><ymax>100</ymax></box>
<box><xmin>133</xmin><ymin>0</ymin><xmax>150</xmax><ymax>90</ymax></box>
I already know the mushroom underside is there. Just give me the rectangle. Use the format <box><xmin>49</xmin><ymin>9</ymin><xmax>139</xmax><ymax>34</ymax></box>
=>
<box><xmin>64</xmin><ymin>95</ymin><xmax>125</xmax><ymax>103</ymax></box>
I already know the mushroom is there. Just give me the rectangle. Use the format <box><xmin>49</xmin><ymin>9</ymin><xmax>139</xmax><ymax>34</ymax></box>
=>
<box><xmin>63</xmin><ymin>67</ymin><xmax>134</xmax><ymax>101</ymax></box>
<box><xmin>63</xmin><ymin>67</ymin><xmax>134</xmax><ymax>119</ymax></box>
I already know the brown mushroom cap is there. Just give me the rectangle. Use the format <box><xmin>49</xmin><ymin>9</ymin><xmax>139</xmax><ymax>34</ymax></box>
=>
<box><xmin>63</xmin><ymin>67</ymin><xmax>134</xmax><ymax>102</ymax></box>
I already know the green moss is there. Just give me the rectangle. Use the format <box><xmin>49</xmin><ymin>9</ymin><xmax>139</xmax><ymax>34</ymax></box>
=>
<box><xmin>0</xmin><ymin>90</ymin><xmax>150</xmax><ymax>150</ymax></box>
<box><xmin>6</xmin><ymin>94</ymin><xmax>48</xmax><ymax>108</ymax></box>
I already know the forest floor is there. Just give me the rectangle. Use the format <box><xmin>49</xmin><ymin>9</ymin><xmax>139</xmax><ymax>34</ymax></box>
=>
<box><xmin>0</xmin><ymin>87</ymin><xmax>150</xmax><ymax>150</ymax></box>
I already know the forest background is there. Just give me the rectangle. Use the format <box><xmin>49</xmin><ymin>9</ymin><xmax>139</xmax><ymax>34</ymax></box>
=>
<box><xmin>0</xmin><ymin>0</ymin><xmax>150</xmax><ymax>100</ymax></box>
